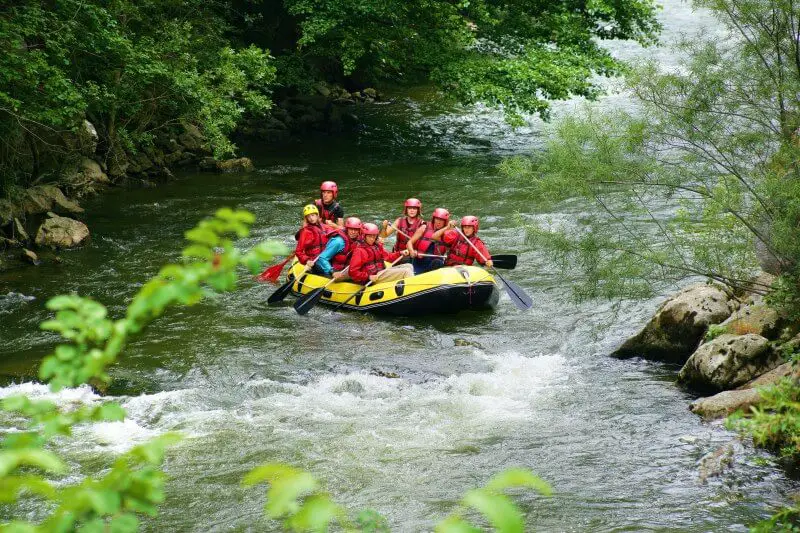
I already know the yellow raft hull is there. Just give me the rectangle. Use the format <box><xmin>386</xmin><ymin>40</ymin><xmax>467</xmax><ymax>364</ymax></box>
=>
<box><xmin>286</xmin><ymin>260</ymin><xmax>500</xmax><ymax>315</ymax></box>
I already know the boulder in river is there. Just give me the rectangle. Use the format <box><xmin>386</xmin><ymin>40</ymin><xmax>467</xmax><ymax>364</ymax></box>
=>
<box><xmin>35</xmin><ymin>214</ymin><xmax>90</xmax><ymax>248</ymax></box>
<box><xmin>716</xmin><ymin>303</ymin><xmax>789</xmax><ymax>340</ymax></box>
<box><xmin>690</xmin><ymin>388</ymin><xmax>763</xmax><ymax>420</ymax></box>
<box><xmin>611</xmin><ymin>283</ymin><xmax>735</xmax><ymax>363</ymax></box>
<box><xmin>21</xmin><ymin>185</ymin><xmax>84</xmax><ymax>216</ymax></box>
<box><xmin>677</xmin><ymin>333</ymin><xmax>781</xmax><ymax>392</ymax></box>
<box><xmin>216</xmin><ymin>157</ymin><xmax>254</xmax><ymax>173</ymax></box>
<box><xmin>738</xmin><ymin>361</ymin><xmax>798</xmax><ymax>390</ymax></box>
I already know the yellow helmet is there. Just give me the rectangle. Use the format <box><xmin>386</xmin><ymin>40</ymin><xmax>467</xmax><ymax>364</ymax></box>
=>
<box><xmin>303</xmin><ymin>204</ymin><xmax>319</xmax><ymax>217</ymax></box>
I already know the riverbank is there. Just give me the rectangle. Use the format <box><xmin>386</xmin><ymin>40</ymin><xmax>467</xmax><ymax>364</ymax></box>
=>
<box><xmin>613</xmin><ymin>275</ymin><xmax>800</xmax><ymax>471</ymax></box>
<box><xmin>0</xmin><ymin>83</ymin><xmax>381</xmax><ymax>271</ymax></box>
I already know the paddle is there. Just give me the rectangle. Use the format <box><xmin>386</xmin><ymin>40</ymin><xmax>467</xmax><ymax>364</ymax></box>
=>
<box><xmin>294</xmin><ymin>267</ymin><xmax>349</xmax><ymax>315</ymax></box>
<box><xmin>453</xmin><ymin>227</ymin><xmax>532</xmax><ymax>310</ymax></box>
<box><xmin>332</xmin><ymin>255</ymin><xmax>406</xmax><ymax>312</ymax></box>
<box><xmin>268</xmin><ymin>257</ymin><xmax>316</xmax><ymax>305</ymax></box>
<box><xmin>257</xmin><ymin>256</ymin><xmax>293</xmax><ymax>283</ymax></box>
<box><xmin>416</xmin><ymin>253</ymin><xmax>517</xmax><ymax>269</ymax></box>
<box><xmin>491</xmin><ymin>254</ymin><xmax>517</xmax><ymax>270</ymax></box>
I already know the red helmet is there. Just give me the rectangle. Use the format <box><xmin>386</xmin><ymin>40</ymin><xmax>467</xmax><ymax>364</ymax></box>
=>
<box><xmin>362</xmin><ymin>223</ymin><xmax>380</xmax><ymax>236</ymax></box>
<box><xmin>320</xmin><ymin>180</ymin><xmax>338</xmax><ymax>198</ymax></box>
<box><xmin>404</xmin><ymin>198</ymin><xmax>422</xmax><ymax>209</ymax></box>
<box><xmin>461</xmin><ymin>215</ymin><xmax>479</xmax><ymax>232</ymax></box>
<box><xmin>431</xmin><ymin>207</ymin><xmax>450</xmax><ymax>222</ymax></box>
<box><xmin>344</xmin><ymin>216</ymin><xmax>362</xmax><ymax>230</ymax></box>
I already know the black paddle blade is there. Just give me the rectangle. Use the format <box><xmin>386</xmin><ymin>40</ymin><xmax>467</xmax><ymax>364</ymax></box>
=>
<box><xmin>294</xmin><ymin>287</ymin><xmax>325</xmax><ymax>315</ymax></box>
<box><xmin>496</xmin><ymin>273</ymin><xmax>533</xmax><ymax>310</ymax></box>
<box><xmin>267</xmin><ymin>278</ymin><xmax>295</xmax><ymax>305</ymax></box>
<box><xmin>491</xmin><ymin>254</ymin><xmax>517</xmax><ymax>270</ymax></box>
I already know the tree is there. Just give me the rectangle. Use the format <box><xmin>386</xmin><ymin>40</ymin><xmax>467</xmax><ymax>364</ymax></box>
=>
<box><xmin>500</xmin><ymin>0</ymin><xmax>800</xmax><ymax>312</ymax></box>
<box><xmin>236</xmin><ymin>0</ymin><xmax>661</xmax><ymax>121</ymax></box>
<box><xmin>0</xmin><ymin>1</ymin><xmax>275</xmax><ymax>196</ymax></box>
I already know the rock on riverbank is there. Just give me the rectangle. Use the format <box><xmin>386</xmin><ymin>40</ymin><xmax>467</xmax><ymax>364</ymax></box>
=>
<box><xmin>615</xmin><ymin>274</ymin><xmax>799</xmax><ymax>422</ymax></box>
<box><xmin>611</xmin><ymin>283</ymin><xmax>737</xmax><ymax>364</ymax></box>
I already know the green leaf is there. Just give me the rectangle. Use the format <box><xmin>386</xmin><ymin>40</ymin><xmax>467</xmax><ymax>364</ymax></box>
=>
<box><xmin>182</xmin><ymin>245</ymin><xmax>213</xmax><ymax>259</ymax></box>
<box><xmin>286</xmin><ymin>493</ymin><xmax>344</xmax><ymax>531</ymax></box>
<box><xmin>265</xmin><ymin>471</ymin><xmax>318</xmax><ymax>517</ymax></box>
<box><xmin>435</xmin><ymin>516</ymin><xmax>481</xmax><ymax>533</ymax></box>
<box><xmin>96</xmin><ymin>402</ymin><xmax>126</xmax><ymax>422</ymax></box>
<box><xmin>110</xmin><ymin>513</ymin><xmax>139</xmax><ymax>533</ymax></box>
<box><xmin>462</xmin><ymin>490</ymin><xmax>524</xmax><ymax>533</ymax></box>
<box><xmin>485</xmin><ymin>468</ymin><xmax>552</xmax><ymax>496</ymax></box>
<box><xmin>0</xmin><ymin>449</ymin><xmax>67</xmax><ymax>476</ymax></box>
<box><xmin>87</xmin><ymin>489</ymin><xmax>122</xmax><ymax>514</ymax></box>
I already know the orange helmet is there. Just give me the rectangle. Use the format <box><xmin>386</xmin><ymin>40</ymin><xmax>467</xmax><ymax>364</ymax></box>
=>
<box><xmin>344</xmin><ymin>216</ymin><xmax>362</xmax><ymax>230</ymax></box>
<box><xmin>362</xmin><ymin>223</ymin><xmax>380</xmax><ymax>236</ymax></box>
<box><xmin>320</xmin><ymin>180</ymin><xmax>338</xmax><ymax>198</ymax></box>
<box><xmin>431</xmin><ymin>207</ymin><xmax>449</xmax><ymax>222</ymax></box>
<box><xmin>461</xmin><ymin>215</ymin><xmax>479</xmax><ymax>232</ymax></box>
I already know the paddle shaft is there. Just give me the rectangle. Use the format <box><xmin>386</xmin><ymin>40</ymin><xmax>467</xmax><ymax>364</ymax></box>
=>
<box><xmin>294</xmin><ymin>267</ymin><xmax>349</xmax><ymax>314</ymax></box>
<box><xmin>389</xmin><ymin>222</ymin><xmax>412</xmax><ymax>241</ymax></box>
<box><xmin>333</xmin><ymin>255</ymin><xmax>406</xmax><ymax>311</ymax></box>
<box><xmin>267</xmin><ymin>252</ymin><xmax>323</xmax><ymax>304</ymax></box>
<box><xmin>453</xmin><ymin>227</ymin><xmax>532</xmax><ymax>310</ymax></box>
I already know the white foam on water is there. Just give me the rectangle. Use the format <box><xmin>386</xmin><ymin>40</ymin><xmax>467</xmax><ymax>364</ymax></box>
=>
<box><xmin>0</xmin><ymin>382</ymin><xmax>100</xmax><ymax>402</ymax></box>
<box><xmin>235</xmin><ymin>351</ymin><xmax>567</xmax><ymax>452</ymax></box>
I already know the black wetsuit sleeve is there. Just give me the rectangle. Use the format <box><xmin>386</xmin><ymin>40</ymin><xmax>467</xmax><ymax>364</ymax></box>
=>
<box><xmin>333</xmin><ymin>204</ymin><xmax>344</xmax><ymax>220</ymax></box>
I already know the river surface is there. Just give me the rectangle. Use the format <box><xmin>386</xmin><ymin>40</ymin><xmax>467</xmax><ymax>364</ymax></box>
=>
<box><xmin>1</xmin><ymin>2</ymin><xmax>798</xmax><ymax>530</ymax></box>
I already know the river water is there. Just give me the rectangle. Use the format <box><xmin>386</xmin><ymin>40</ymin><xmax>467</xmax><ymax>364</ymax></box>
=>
<box><xmin>1</xmin><ymin>2</ymin><xmax>797</xmax><ymax>530</ymax></box>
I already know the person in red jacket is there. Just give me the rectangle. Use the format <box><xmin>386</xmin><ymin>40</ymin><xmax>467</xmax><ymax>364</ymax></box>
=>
<box><xmin>338</xmin><ymin>223</ymin><xmax>412</xmax><ymax>284</ymax></box>
<box><xmin>406</xmin><ymin>207</ymin><xmax>451</xmax><ymax>274</ymax></box>
<box><xmin>436</xmin><ymin>215</ymin><xmax>494</xmax><ymax>268</ymax></box>
<box><xmin>294</xmin><ymin>204</ymin><xmax>328</xmax><ymax>266</ymax></box>
<box><xmin>381</xmin><ymin>198</ymin><xmax>424</xmax><ymax>253</ymax></box>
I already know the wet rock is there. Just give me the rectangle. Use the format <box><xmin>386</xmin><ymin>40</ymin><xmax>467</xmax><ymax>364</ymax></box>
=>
<box><xmin>79</xmin><ymin>119</ymin><xmax>98</xmax><ymax>155</ymax></box>
<box><xmin>678</xmin><ymin>333</ymin><xmax>780</xmax><ymax>392</ymax></box>
<box><xmin>164</xmin><ymin>151</ymin><xmax>185</xmax><ymax>166</ymax></box>
<box><xmin>13</xmin><ymin>218</ymin><xmax>29</xmax><ymax>242</ymax></box>
<box><xmin>76</xmin><ymin>157</ymin><xmax>110</xmax><ymax>185</ymax></box>
<box><xmin>21</xmin><ymin>248</ymin><xmax>39</xmax><ymax>265</ymax></box>
<box><xmin>199</xmin><ymin>157</ymin><xmax>217</xmax><ymax>171</ymax></box>
<box><xmin>314</xmin><ymin>82</ymin><xmax>331</xmax><ymax>97</ymax></box>
<box><xmin>178</xmin><ymin>123</ymin><xmax>205</xmax><ymax>151</ymax></box>
<box><xmin>21</xmin><ymin>185</ymin><xmax>83</xmax><ymax>216</ymax></box>
<box><xmin>690</xmin><ymin>388</ymin><xmax>763</xmax><ymax>420</ymax></box>
<box><xmin>454</xmin><ymin>338</ymin><xmax>485</xmax><ymax>349</ymax></box>
<box><xmin>697</xmin><ymin>443</ymin><xmax>735</xmax><ymax>484</ymax></box>
<box><xmin>216</xmin><ymin>157</ymin><xmax>254</xmax><ymax>173</ymax></box>
<box><xmin>371</xmin><ymin>369</ymin><xmax>400</xmax><ymax>379</ymax></box>
<box><xmin>0</xmin><ymin>199</ymin><xmax>18</xmax><ymax>225</ymax></box>
<box><xmin>738</xmin><ymin>361</ymin><xmax>797</xmax><ymax>390</ymax></box>
<box><xmin>363</xmin><ymin>87</ymin><xmax>378</xmax><ymax>99</ymax></box>
<box><xmin>717</xmin><ymin>304</ymin><xmax>784</xmax><ymax>340</ymax></box>
<box><xmin>612</xmin><ymin>283</ymin><xmax>736</xmax><ymax>363</ymax></box>
<box><xmin>333</xmin><ymin>97</ymin><xmax>356</xmax><ymax>106</ymax></box>
<box><xmin>35</xmin><ymin>214</ymin><xmax>90</xmax><ymax>248</ymax></box>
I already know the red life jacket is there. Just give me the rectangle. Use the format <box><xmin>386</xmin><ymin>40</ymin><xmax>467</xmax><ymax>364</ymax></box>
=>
<box><xmin>393</xmin><ymin>216</ymin><xmax>423</xmax><ymax>252</ymax></box>
<box><xmin>302</xmin><ymin>223</ymin><xmax>328</xmax><ymax>258</ymax></box>
<box><xmin>330</xmin><ymin>229</ymin><xmax>358</xmax><ymax>271</ymax></box>
<box><xmin>359</xmin><ymin>243</ymin><xmax>386</xmax><ymax>276</ymax></box>
<box><xmin>446</xmin><ymin>235</ymin><xmax>485</xmax><ymax>266</ymax></box>
<box><xmin>416</xmin><ymin>225</ymin><xmax>448</xmax><ymax>256</ymax></box>
<box><xmin>315</xmin><ymin>199</ymin><xmax>341</xmax><ymax>223</ymax></box>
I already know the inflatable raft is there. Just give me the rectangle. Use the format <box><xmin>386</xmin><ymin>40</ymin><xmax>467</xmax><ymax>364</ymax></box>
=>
<box><xmin>286</xmin><ymin>260</ymin><xmax>500</xmax><ymax>315</ymax></box>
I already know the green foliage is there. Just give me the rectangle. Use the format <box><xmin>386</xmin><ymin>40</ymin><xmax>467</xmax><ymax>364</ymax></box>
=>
<box><xmin>0</xmin><ymin>1</ymin><xmax>276</xmax><ymax>195</ymax></box>
<box><xmin>728</xmin><ymin>378</ymin><xmax>800</xmax><ymax>461</ymax></box>
<box><xmin>1</xmin><ymin>209</ymin><xmax>285</xmax><ymax>531</ymax></box>
<box><xmin>705</xmin><ymin>324</ymin><xmax>729</xmax><ymax>342</ymax></box>
<box><xmin>244</xmin><ymin>464</ymin><xmax>551</xmax><ymax>532</ymax></box>
<box><xmin>502</xmin><ymin>0</ymin><xmax>800</xmax><ymax>305</ymax></box>
<box><xmin>266</xmin><ymin>0</ymin><xmax>659</xmax><ymax>120</ymax></box>
<box><xmin>728</xmin><ymin>377</ymin><xmax>800</xmax><ymax>531</ymax></box>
